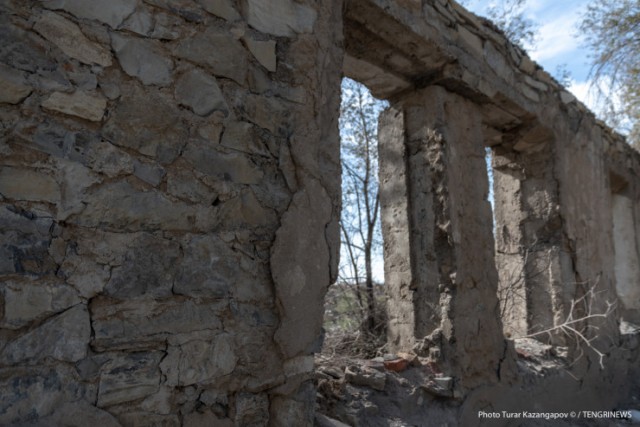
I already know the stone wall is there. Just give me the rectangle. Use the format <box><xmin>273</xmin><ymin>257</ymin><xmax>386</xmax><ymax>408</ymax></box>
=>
<box><xmin>0</xmin><ymin>0</ymin><xmax>342</xmax><ymax>425</ymax></box>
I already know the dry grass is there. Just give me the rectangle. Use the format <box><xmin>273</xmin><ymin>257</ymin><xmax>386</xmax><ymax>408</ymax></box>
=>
<box><xmin>322</xmin><ymin>283</ymin><xmax>387</xmax><ymax>358</ymax></box>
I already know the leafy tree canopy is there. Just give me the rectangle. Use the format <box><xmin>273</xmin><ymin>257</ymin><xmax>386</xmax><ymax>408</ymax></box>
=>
<box><xmin>580</xmin><ymin>0</ymin><xmax>640</xmax><ymax>147</ymax></box>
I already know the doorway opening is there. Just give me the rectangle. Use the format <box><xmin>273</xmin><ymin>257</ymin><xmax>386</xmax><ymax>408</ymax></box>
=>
<box><xmin>322</xmin><ymin>77</ymin><xmax>388</xmax><ymax>358</ymax></box>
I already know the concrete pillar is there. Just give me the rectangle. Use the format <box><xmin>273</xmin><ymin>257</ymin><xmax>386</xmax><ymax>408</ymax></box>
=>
<box><xmin>612</xmin><ymin>194</ymin><xmax>640</xmax><ymax>322</ymax></box>
<box><xmin>378</xmin><ymin>106</ymin><xmax>416</xmax><ymax>351</ymax></box>
<box><xmin>379</xmin><ymin>85</ymin><xmax>505</xmax><ymax>392</ymax></box>
<box><xmin>492</xmin><ymin>145</ymin><xmax>570</xmax><ymax>344</ymax></box>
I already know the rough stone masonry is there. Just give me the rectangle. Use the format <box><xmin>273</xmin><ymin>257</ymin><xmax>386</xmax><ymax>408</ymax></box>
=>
<box><xmin>0</xmin><ymin>0</ymin><xmax>639</xmax><ymax>425</ymax></box>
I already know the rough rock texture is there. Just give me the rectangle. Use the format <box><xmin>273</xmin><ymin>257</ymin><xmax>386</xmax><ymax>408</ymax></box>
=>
<box><xmin>1</xmin><ymin>0</ymin><xmax>639</xmax><ymax>424</ymax></box>
<box><xmin>379</xmin><ymin>86</ymin><xmax>508</xmax><ymax>393</ymax></box>
<box><xmin>0</xmin><ymin>0</ymin><xmax>342</xmax><ymax>425</ymax></box>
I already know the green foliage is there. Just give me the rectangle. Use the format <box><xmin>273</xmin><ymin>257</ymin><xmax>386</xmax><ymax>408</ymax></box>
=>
<box><xmin>580</xmin><ymin>0</ymin><xmax>640</xmax><ymax>147</ymax></box>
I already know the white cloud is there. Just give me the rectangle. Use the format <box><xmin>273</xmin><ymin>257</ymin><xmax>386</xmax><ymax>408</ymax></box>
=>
<box><xmin>567</xmin><ymin>79</ymin><xmax>595</xmax><ymax>108</ymax></box>
<box><xmin>529</xmin><ymin>13</ymin><xmax>580</xmax><ymax>62</ymax></box>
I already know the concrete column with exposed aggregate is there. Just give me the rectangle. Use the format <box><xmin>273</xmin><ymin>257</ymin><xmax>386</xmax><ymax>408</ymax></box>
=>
<box><xmin>379</xmin><ymin>85</ymin><xmax>509</xmax><ymax>394</ymax></box>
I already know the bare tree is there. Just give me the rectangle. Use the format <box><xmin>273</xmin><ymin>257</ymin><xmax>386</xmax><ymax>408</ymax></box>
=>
<box><xmin>497</xmin><ymin>253</ymin><xmax>616</xmax><ymax>369</ymax></box>
<box><xmin>487</xmin><ymin>0</ymin><xmax>538</xmax><ymax>49</ymax></box>
<box><xmin>522</xmin><ymin>280</ymin><xmax>616</xmax><ymax>369</ymax></box>
<box><xmin>339</xmin><ymin>78</ymin><xmax>386</xmax><ymax>333</ymax></box>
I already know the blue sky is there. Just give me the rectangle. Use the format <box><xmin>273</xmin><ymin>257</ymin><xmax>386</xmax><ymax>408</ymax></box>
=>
<box><xmin>463</xmin><ymin>0</ymin><xmax>597</xmax><ymax>109</ymax></box>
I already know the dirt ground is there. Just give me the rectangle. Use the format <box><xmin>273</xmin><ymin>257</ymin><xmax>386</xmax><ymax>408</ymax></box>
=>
<box><xmin>314</xmin><ymin>338</ymin><xmax>640</xmax><ymax>427</ymax></box>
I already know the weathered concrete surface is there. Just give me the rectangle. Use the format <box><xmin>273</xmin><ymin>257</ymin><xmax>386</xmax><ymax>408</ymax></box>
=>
<box><xmin>378</xmin><ymin>106</ymin><xmax>416</xmax><ymax>352</ymax></box>
<box><xmin>612</xmin><ymin>195</ymin><xmax>640</xmax><ymax>314</ymax></box>
<box><xmin>1</xmin><ymin>0</ymin><xmax>639</xmax><ymax>424</ymax></box>
<box><xmin>357</xmin><ymin>0</ymin><xmax>639</xmax><ymax>411</ymax></box>
<box><xmin>380</xmin><ymin>86</ymin><xmax>509</xmax><ymax>393</ymax></box>
<box><xmin>491</xmin><ymin>145</ymin><xmax>568</xmax><ymax>344</ymax></box>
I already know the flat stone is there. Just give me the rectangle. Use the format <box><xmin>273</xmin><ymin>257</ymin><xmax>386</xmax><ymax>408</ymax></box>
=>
<box><xmin>178</xmin><ymin>232</ymin><xmax>270</xmax><ymax>301</ymax></box>
<box><xmin>344</xmin><ymin>365</ymin><xmax>386</xmax><ymax>391</ymax></box>
<box><xmin>244</xmin><ymin>0</ymin><xmax>317</xmax><ymax>37</ymax></box>
<box><xmin>318</xmin><ymin>366</ymin><xmax>343</xmax><ymax>379</ymax></box>
<box><xmin>196</xmin><ymin>0</ymin><xmax>240</xmax><ymax>21</ymax></box>
<box><xmin>161</xmin><ymin>333</ymin><xmax>237</xmax><ymax>386</ymax></box>
<box><xmin>0</xmin><ymin>206</ymin><xmax>57</xmax><ymax>275</ymax></box>
<box><xmin>122</xmin><ymin>8</ymin><xmax>154</xmax><ymax>35</ymax></box>
<box><xmin>98</xmin><ymin>352</ymin><xmax>162</xmax><ymax>407</ymax></box>
<box><xmin>234</xmin><ymin>393</ymin><xmax>270</xmax><ymax>426</ymax></box>
<box><xmin>166</xmin><ymin>169</ymin><xmax>218</xmax><ymax>204</ymax></box>
<box><xmin>143</xmin><ymin>0</ymin><xmax>204</xmax><ymax>22</ymax></box>
<box><xmin>84</xmin><ymin>141</ymin><xmax>134</xmax><ymax>177</ymax></box>
<box><xmin>521</xmin><ymin>86</ymin><xmax>540</xmax><ymax>102</ymax></box>
<box><xmin>104</xmin><ymin>233</ymin><xmax>179</xmax><ymax>299</ymax></box>
<box><xmin>434</xmin><ymin>376</ymin><xmax>454</xmax><ymax>390</ymax></box>
<box><xmin>173</xmin><ymin>27</ymin><xmax>247</xmax><ymax>84</ymax></box>
<box><xmin>0</xmin><ymin>64</ymin><xmax>32</xmax><ymax>104</ymax></box>
<box><xmin>519</xmin><ymin>55</ymin><xmax>536</xmax><ymax>74</ymax></box>
<box><xmin>0</xmin><ymin>281</ymin><xmax>80</xmax><ymax>329</ymax></box>
<box><xmin>57</xmin><ymin>159</ymin><xmax>101</xmax><ymax>220</ymax></box>
<box><xmin>1</xmin><ymin>304</ymin><xmax>90</xmax><ymax>365</ymax></box>
<box><xmin>524</xmin><ymin>75</ymin><xmax>548</xmax><ymax>92</ymax></box>
<box><xmin>174</xmin><ymin>235</ymin><xmax>232</xmax><ymax>298</ymax></box>
<box><xmin>197</xmin><ymin>122</ymin><xmax>224</xmax><ymax>142</ymax></box>
<box><xmin>104</xmin><ymin>85</ymin><xmax>187</xmax><ymax>163</ymax></box>
<box><xmin>139</xmin><ymin>386</ymin><xmax>173</xmax><ymax>415</ymax></box>
<box><xmin>175</xmin><ymin>69</ymin><xmax>228</xmax><ymax>116</ymax></box>
<box><xmin>41</xmin><ymin>0</ymin><xmax>137</xmax><ymax>28</ymax></box>
<box><xmin>343</xmin><ymin>54</ymin><xmax>411</xmax><ymax>99</ymax></box>
<box><xmin>90</xmin><ymin>297</ymin><xmax>225</xmax><ymax>351</ymax></box>
<box><xmin>216</xmin><ymin>189</ymin><xmax>277</xmax><ymax>230</ymax></box>
<box><xmin>0</xmin><ymin>167</ymin><xmax>60</xmax><ymax>203</ymax></box>
<box><xmin>421</xmin><ymin>379</ymin><xmax>453</xmax><ymax>398</ymax></box>
<box><xmin>240</xmin><ymin>93</ymin><xmax>289</xmax><ymax>135</ymax></box>
<box><xmin>69</xmin><ymin>70</ymin><xmax>98</xmax><ymax>90</ymax></box>
<box><xmin>243</xmin><ymin>37</ymin><xmax>277</xmax><ymax>72</ymax></box>
<box><xmin>34</xmin><ymin>11</ymin><xmax>112</xmax><ymax>66</ymax></box>
<box><xmin>484</xmin><ymin>41</ymin><xmax>512</xmax><ymax>82</ymax></box>
<box><xmin>150</xmin><ymin>11</ymin><xmax>186</xmax><ymax>40</ymax></box>
<box><xmin>63</xmin><ymin>255</ymin><xmax>111</xmax><ymax>298</ymax></box>
<box><xmin>182</xmin><ymin>141</ymin><xmax>264</xmax><ymax>184</ymax></box>
<box><xmin>221</xmin><ymin>121</ymin><xmax>269</xmax><ymax>156</ymax></box>
<box><xmin>72</xmin><ymin>180</ymin><xmax>216</xmax><ymax>232</ymax></box>
<box><xmin>41</xmin><ymin>91</ymin><xmax>107</xmax><ymax>122</ymax></box>
<box><xmin>112</xmin><ymin>33</ymin><xmax>173</xmax><ymax>86</ymax></box>
<box><xmin>458</xmin><ymin>25</ymin><xmax>483</xmax><ymax>57</ymax></box>
<box><xmin>133</xmin><ymin>159</ymin><xmax>165</xmax><ymax>186</ymax></box>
